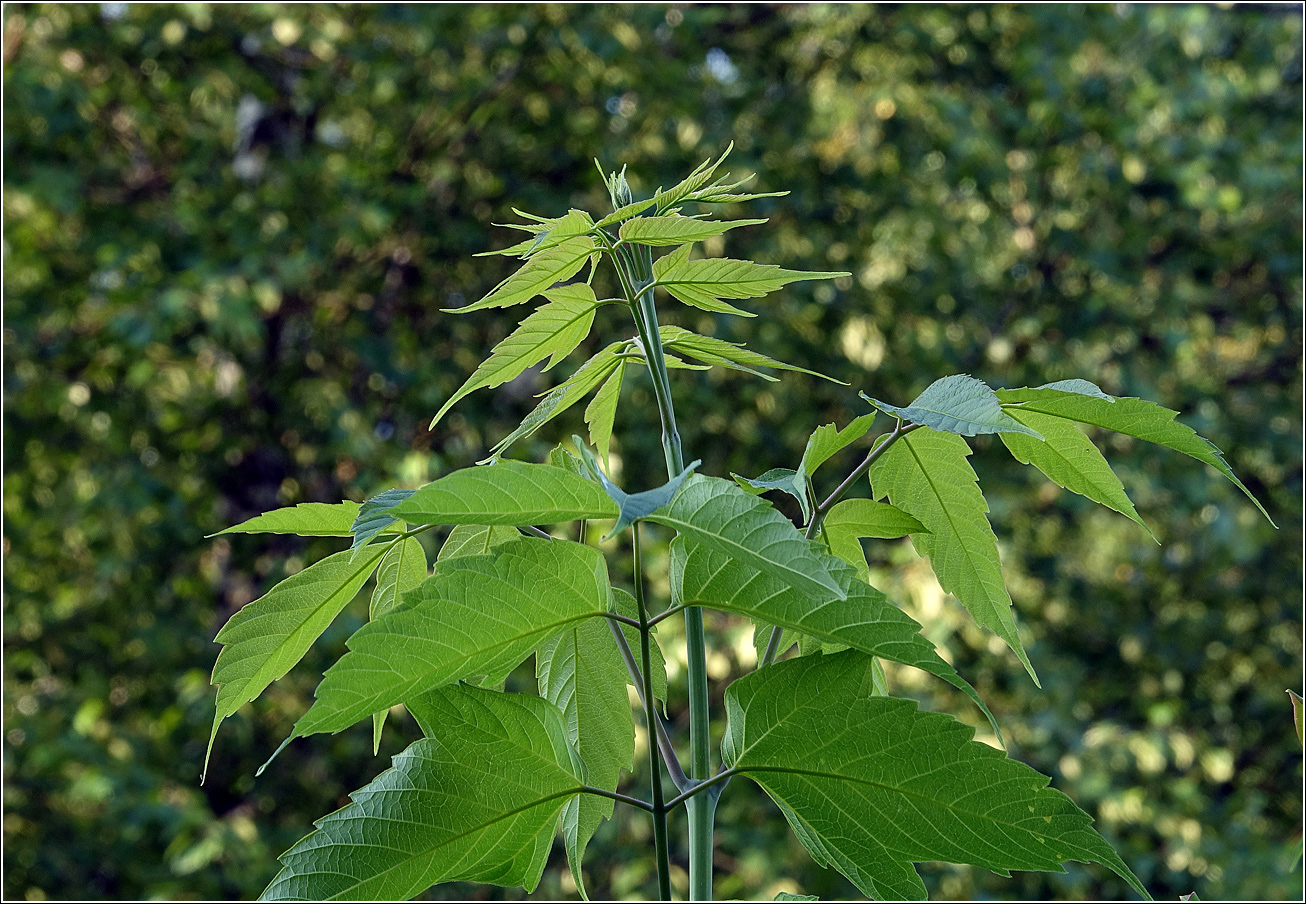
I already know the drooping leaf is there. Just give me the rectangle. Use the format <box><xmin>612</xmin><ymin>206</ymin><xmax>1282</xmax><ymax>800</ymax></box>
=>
<box><xmin>647</xmin><ymin>474</ymin><xmax>845</xmax><ymax>601</ymax></box>
<box><xmin>861</xmin><ymin>374</ymin><xmax>1043</xmax><ymax>438</ymax></box>
<box><xmin>652</xmin><ymin>245</ymin><xmax>848</xmax><ymax>317</ymax></box>
<box><xmin>584</xmin><ymin>359</ymin><xmax>625</xmax><ymax>465</ymax></box>
<box><xmin>800</xmin><ymin>413</ymin><xmax>877</xmax><ymax>477</ymax></box>
<box><xmin>822</xmin><ymin>498</ymin><xmax>927</xmax><ymax>582</ymax></box>
<box><xmin>483</xmin><ymin>343</ymin><xmax>624</xmax><ymax>459</ymax></box>
<box><xmin>996</xmin><ymin>386</ymin><xmax>1274</xmax><ymax>526</ymax></box>
<box><xmin>1000</xmin><ymin>408</ymin><xmax>1156</xmax><ymax>541</ymax></box>
<box><xmin>671</xmin><ymin>537</ymin><xmax>999</xmax><ymax>739</ymax></box>
<box><xmin>437</xmin><ymin>524</ymin><xmax>521</xmax><ymax>562</ymax></box>
<box><xmin>661</xmin><ymin>325</ymin><xmax>841</xmax><ymax>384</ymax></box>
<box><xmin>350</xmin><ymin>488</ymin><xmax>415</xmax><ymax>557</ymax></box>
<box><xmin>369</xmin><ymin>537</ymin><xmax>428</xmax><ymax>753</ymax></box>
<box><xmin>289</xmin><ymin>537</ymin><xmax>613</xmax><ymax>739</ymax></box>
<box><xmin>573</xmin><ymin>440</ymin><xmax>701</xmax><ymax>537</ymax></box>
<box><xmin>449</xmin><ymin>236</ymin><xmax>596</xmax><ymax>314</ymax></box>
<box><xmin>263</xmin><ymin>685</ymin><xmax>585</xmax><ymax>900</ymax></box>
<box><xmin>869</xmin><ymin>429</ymin><xmax>1039</xmax><ymax>684</ymax></box>
<box><xmin>618</xmin><ymin>214</ymin><xmax>767</xmax><ymax>247</ymax></box>
<box><xmin>733</xmin><ymin>467</ymin><xmax>811</xmax><ymax>523</ymax></box>
<box><xmin>430</xmin><ymin>283</ymin><xmax>603</xmax><ymax>427</ymax></box>
<box><xmin>612</xmin><ymin>588</ymin><xmax>667</xmax><ymax>710</ymax></box>
<box><xmin>212</xmin><ymin>502</ymin><xmax>361</xmax><ymax>538</ymax></box>
<box><xmin>721</xmin><ymin>652</ymin><xmax>1149</xmax><ymax>901</ymax></box>
<box><xmin>206</xmin><ymin>544</ymin><xmax>389</xmax><ymax>778</ymax></box>
<box><xmin>537</xmin><ymin>616</ymin><xmax>634</xmax><ymax>898</ymax></box>
<box><xmin>390</xmin><ymin>460</ymin><xmax>617</xmax><ymax>527</ymax></box>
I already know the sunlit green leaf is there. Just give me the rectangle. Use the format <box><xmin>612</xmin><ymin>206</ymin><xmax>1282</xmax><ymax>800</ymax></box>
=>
<box><xmin>430</xmin><ymin>283</ymin><xmax>603</xmax><ymax>427</ymax></box>
<box><xmin>451</xmin><ymin>236</ymin><xmax>596</xmax><ymax>314</ymax></box>
<box><xmin>289</xmin><ymin>537</ymin><xmax>613</xmax><ymax>738</ymax></box>
<box><xmin>661</xmin><ymin>325</ymin><xmax>841</xmax><ymax>384</ymax></box>
<box><xmin>800</xmin><ymin>414</ymin><xmax>877</xmax><ymax>477</ymax></box>
<box><xmin>213</xmin><ymin>502</ymin><xmax>361</xmax><ymax>538</ymax></box>
<box><xmin>369</xmin><ymin>537</ymin><xmax>427</xmax><ymax>753</ymax></box>
<box><xmin>652</xmin><ymin>245</ymin><xmax>848</xmax><ymax>317</ymax></box>
<box><xmin>391</xmin><ymin>460</ymin><xmax>617</xmax><ymax>527</ymax></box>
<box><xmin>822</xmin><ymin>499</ymin><xmax>926</xmax><ymax>582</ymax></box>
<box><xmin>869</xmin><ymin>429</ymin><xmax>1038</xmax><ymax>684</ymax></box>
<box><xmin>1000</xmin><ymin>408</ymin><xmax>1156</xmax><ymax>541</ymax></box>
<box><xmin>437</xmin><ymin>524</ymin><xmax>521</xmax><ymax>562</ymax></box>
<box><xmin>206</xmin><ymin>544</ymin><xmax>389</xmax><ymax>778</ymax></box>
<box><xmin>619</xmin><ymin>214</ymin><xmax>767</xmax><ymax>247</ymax></box>
<box><xmin>484</xmin><ymin>343</ymin><xmax>624</xmax><ymax>459</ymax></box>
<box><xmin>584</xmin><ymin>359</ymin><xmax>625</xmax><ymax>465</ymax></box>
<box><xmin>538</xmin><ymin>616</ymin><xmax>634</xmax><ymax>898</ymax></box>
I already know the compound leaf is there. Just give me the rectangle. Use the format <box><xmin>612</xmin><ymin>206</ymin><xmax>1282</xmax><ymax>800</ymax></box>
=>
<box><xmin>484</xmin><ymin>343</ymin><xmax>624</xmax><ymax>459</ymax></box>
<box><xmin>996</xmin><ymin>386</ymin><xmax>1274</xmax><ymax>526</ymax></box>
<box><xmin>661</xmin><ymin>325</ymin><xmax>840</xmax><ymax>384</ymax></box>
<box><xmin>618</xmin><ymin>214</ymin><xmax>767</xmax><ymax>247</ymax></box>
<box><xmin>862</xmin><ymin>375</ymin><xmax>1042</xmax><ymax>438</ymax></box>
<box><xmin>538</xmin><ymin>617</ymin><xmax>634</xmax><ymax>898</ymax></box>
<box><xmin>213</xmin><ymin>502</ymin><xmax>361</xmax><ymax>538</ymax></box>
<box><xmin>721</xmin><ymin>652</ymin><xmax>1149</xmax><ymax>901</ymax></box>
<box><xmin>391</xmin><ymin>460</ymin><xmax>617</xmax><ymax>527</ymax></box>
<box><xmin>430</xmin><ymin>283</ymin><xmax>602</xmax><ymax>427</ymax></box>
<box><xmin>206</xmin><ymin>543</ymin><xmax>389</xmax><ymax>778</ymax></box>
<box><xmin>647</xmin><ymin>475</ymin><xmax>845</xmax><ymax>601</ymax></box>
<box><xmin>289</xmin><ymin>537</ymin><xmax>613</xmax><ymax>739</ymax></box>
<box><xmin>262</xmin><ymin>684</ymin><xmax>584</xmax><ymax>900</ymax></box>
<box><xmin>869</xmin><ymin>429</ymin><xmax>1038</xmax><ymax>685</ymax></box>
<box><xmin>1000</xmin><ymin>408</ymin><xmax>1156</xmax><ymax>541</ymax></box>
<box><xmin>450</xmin><ymin>236</ymin><xmax>596</xmax><ymax>314</ymax></box>
<box><xmin>652</xmin><ymin>245</ymin><xmax>848</xmax><ymax>318</ymax></box>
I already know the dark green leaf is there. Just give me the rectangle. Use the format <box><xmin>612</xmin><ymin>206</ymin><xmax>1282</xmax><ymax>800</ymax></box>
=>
<box><xmin>722</xmin><ymin>652</ymin><xmax>1148</xmax><ymax>901</ymax></box>
<box><xmin>263</xmin><ymin>684</ymin><xmax>584</xmax><ymax>900</ymax></box>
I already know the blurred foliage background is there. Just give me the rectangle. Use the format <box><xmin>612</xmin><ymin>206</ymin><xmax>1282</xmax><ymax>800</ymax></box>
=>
<box><xmin>3</xmin><ymin>3</ymin><xmax>1302</xmax><ymax>901</ymax></box>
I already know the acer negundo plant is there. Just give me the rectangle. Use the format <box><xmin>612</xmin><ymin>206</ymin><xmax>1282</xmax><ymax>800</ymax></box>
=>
<box><xmin>205</xmin><ymin>145</ymin><xmax>1275</xmax><ymax>901</ymax></box>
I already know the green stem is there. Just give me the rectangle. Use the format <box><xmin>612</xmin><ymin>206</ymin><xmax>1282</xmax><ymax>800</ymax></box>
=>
<box><xmin>634</xmin><ymin>523</ymin><xmax>673</xmax><ymax>901</ymax></box>
<box><xmin>621</xmin><ymin>247</ymin><xmax>713</xmax><ymax>900</ymax></box>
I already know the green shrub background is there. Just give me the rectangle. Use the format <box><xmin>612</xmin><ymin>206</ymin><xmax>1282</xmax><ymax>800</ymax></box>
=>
<box><xmin>3</xmin><ymin>4</ymin><xmax>1301</xmax><ymax>900</ymax></box>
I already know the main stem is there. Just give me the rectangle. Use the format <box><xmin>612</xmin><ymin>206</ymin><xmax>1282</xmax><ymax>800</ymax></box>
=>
<box><xmin>633</xmin><ymin>523</ymin><xmax>673</xmax><ymax>901</ymax></box>
<box><xmin>623</xmin><ymin>250</ymin><xmax>715</xmax><ymax>901</ymax></box>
